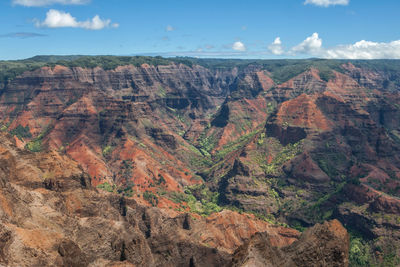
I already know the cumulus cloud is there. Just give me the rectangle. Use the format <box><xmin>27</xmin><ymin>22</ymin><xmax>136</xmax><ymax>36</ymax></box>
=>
<box><xmin>232</xmin><ymin>41</ymin><xmax>246</xmax><ymax>51</ymax></box>
<box><xmin>323</xmin><ymin>40</ymin><xmax>400</xmax><ymax>59</ymax></box>
<box><xmin>268</xmin><ymin>37</ymin><xmax>284</xmax><ymax>55</ymax></box>
<box><xmin>13</xmin><ymin>0</ymin><xmax>89</xmax><ymax>6</ymax></box>
<box><xmin>35</xmin><ymin>9</ymin><xmax>118</xmax><ymax>30</ymax></box>
<box><xmin>279</xmin><ymin>32</ymin><xmax>400</xmax><ymax>59</ymax></box>
<box><xmin>166</xmin><ymin>25</ymin><xmax>175</xmax><ymax>32</ymax></box>
<box><xmin>304</xmin><ymin>0</ymin><xmax>349</xmax><ymax>7</ymax></box>
<box><xmin>291</xmin><ymin>32</ymin><xmax>322</xmax><ymax>55</ymax></box>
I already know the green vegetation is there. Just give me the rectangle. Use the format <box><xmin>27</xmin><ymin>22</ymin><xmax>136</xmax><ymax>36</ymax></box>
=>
<box><xmin>257</xmin><ymin>132</ymin><xmax>266</xmax><ymax>146</ymax></box>
<box><xmin>156</xmin><ymin>174</ymin><xmax>166</xmax><ymax>185</ymax></box>
<box><xmin>316</xmin><ymin>153</ymin><xmax>347</xmax><ymax>179</ymax></box>
<box><xmin>117</xmin><ymin>182</ymin><xmax>135</xmax><ymax>197</ymax></box>
<box><xmin>349</xmin><ymin>237</ymin><xmax>372</xmax><ymax>266</ymax></box>
<box><xmin>54</xmin><ymin>55</ymin><xmax>172</xmax><ymax>70</ymax></box>
<box><xmin>10</xmin><ymin>125</ymin><xmax>32</xmax><ymax>139</ymax></box>
<box><xmin>97</xmin><ymin>180</ymin><xmax>135</xmax><ymax>197</ymax></box>
<box><xmin>0</xmin><ymin>55</ymin><xmax>172</xmax><ymax>85</ymax></box>
<box><xmin>0</xmin><ymin>121</ymin><xmax>11</xmax><ymax>132</ymax></box>
<box><xmin>311</xmin><ymin>182</ymin><xmax>346</xmax><ymax>211</ymax></box>
<box><xmin>7</xmin><ymin>124</ymin><xmax>54</xmax><ymax>152</ymax></box>
<box><xmin>157</xmin><ymin>85</ymin><xmax>167</xmax><ymax>97</ymax></box>
<box><xmin>0</xmin><ymin>60</ymin><xmax>48</xmax><ymax>85</ymax></box>
<box><xmin>143</xmin><ymin>191</ymin><xmax>159</xmax><ymax>206</ymax></box>
<box><xmin>3</xmin><ymin>56</ymin><xmax>400</xmax><ymax>88</ymax></box>
<box><xmin>25</xmin><ymin>139</ymin><xmax>42</xmax><ymax>152</ymax></box>
<box><xmin>102</xmin><ymin>145</ymin><xmax>113</xmax><ymax>157</ymax></box>
<box><xmin>197</xmin><ymin>132</ymin><xmax>217</xmax><ymax>157</ymax></box>
<box><xmin>119</xmin><ymin>160</ymin><xmax>133</xmax><ymax>180</ymax></box>
<box><xmin>349</xmin><ymin>232</ymin><xmax>400</xmax><ymax>267</ymax></box>
<box><xmin>97</xmin><ymin>182</ymin><xmax>115</xmax><ymax>193</ymax></box>
<box><xmin>262</xmin><ymin>141</ymin><xmax>303</xmax><ymax>176</ymax></box>
<box><xmin>24</xmin><ymin>125</ymin><xmax>53</xmax><ymax>153</ymax></box>
<box><xmin>168</xmin><ymin>184</ymin><xmax>222</xmax><ymax>216</ymax></box>
<box><xmin>215</xmin><ymin>129</ymin><xmax>261</xmax><ymax>161</ymax></box>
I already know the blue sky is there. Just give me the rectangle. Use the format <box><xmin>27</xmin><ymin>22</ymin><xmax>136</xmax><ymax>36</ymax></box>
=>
<box><xmin>1</xmin><ymin>0</ymin><xmax>400</xmax><ymax>60</ymax></box>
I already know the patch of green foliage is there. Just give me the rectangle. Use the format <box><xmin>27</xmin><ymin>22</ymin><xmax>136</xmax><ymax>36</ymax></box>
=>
<box><xmin>350</xmin><ymin>236</ymin><xmax>372</xmax><ymax>266</ymax></box>
<box><xmin>289</xmin><ymin>220</ymin><xmax>307</xmax><ymax>232</ymax></box>
<box><xmin>143</xmin><ymin>191</ymin><xmax>159</xmax><ymax>207</ymax></box>
<box><xmin>157</xmin><ymin>85</ymin><xmax>167</xmax><ymax>97</ymax></box>
<box><xmin>24</xmin><ymin>125</ymin><xmax>53</xmax><ymax>153</ymax></box>
<box><xmin>300</xmin><ymin>182</ymin><xmax>347</xmax><ymax>222</ymax></box>
<box><xmin>52</xmin><ymin>55</ymin><xmax>172</xmax><ymax>70</ymax></box>
<box><xmin>25</xmin><ymin>139</ymin><xmax>42</xmax><ymax>152</ymax></box>
<box><xmin>0</xmin><ymin>55</ymin><xmax>172</xmax><ymax>85</ymax></box>
<box><xmin>311</xmin><ymin>182</ymin><xmax>346</xmax><ymax>210</ymax></box>
<box><xmin>197</xmin><ymin>132</ymin><xmax>217</xmax><ymax>157</ymax></box>
<box><xmin>10</xmin><ymin>125</ymin><xmax>32</xmax><ymax>139</ymax></box>
<box><xmin>0</xmin><ymin>60</ymin><xmax>47</xmax><ymax>85</ymax></box>
<box><xmin>348</xmin><ymin>233</ymin><xmax>400</xmax><ymax>267</ymax></box>
<box><xmin>257</xmin><ymin>132</ymin><xmax>266</xmax><ymax>146</ymax></box>
<box><xmin>97</xmin><ymin>182</ymin><xmax>115</xmax><ymax>193</ymax></box>
<box><xmin>0</xmin><ymin>121</ymin><xmax>11</xmax><ymax>132</ymax></box>
<box><xmin>168</xmin><ymin>184</ymin><xmax>222</xmax><ymax>216</ymax></box>
<box><xmin>102</xmin><ymin>145</ymin><xmax>113</xmax><ymax>157</ymax></box>
<box><xmin>313</xmin><ymin>146</ymin><xmax>348</xmax><ymax>179</ymax></box>
<box><xmin>215</xmin><ymin>129</ymin><xmax>261</xmax><ymax>161</ymax></box>
<box><xmin>0</xmin><ymin>55</ymin><xmax>82</xmax><ymax>85</ymax></box>
<box><xmin>262</xmin><ymin>141</ymin><xmax>303</xmax><ymax>176</ymax></box>
<box><xmin>119</xmin><ymin>160</ymin><xmax>133</xmax><ymax>180</ymax></box>
<box><xmin>117</xmin><ymin>182</ymin><xmax>135</xmax><ymax>197</ymax></box>
<box><xmin>156</xmin><ymin>174</ymin><xmax>166</xmax><ymax>185</ymax></box>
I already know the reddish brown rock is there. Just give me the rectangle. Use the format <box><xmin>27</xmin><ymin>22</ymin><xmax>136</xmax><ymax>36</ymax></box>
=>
<box><xmin>0</xmin><ymin>132</ymin><xmax>302</xmax><ymax>267</ymax></box>
<box><xmin>232</xmin><ymin>220</ymin><xmax>349</xmax><ymax>267</ymax></box>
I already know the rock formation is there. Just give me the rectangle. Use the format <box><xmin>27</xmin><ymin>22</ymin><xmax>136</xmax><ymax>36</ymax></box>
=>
<box><xmin>1</xmin><ymin>57</ymin><xmax>400</xmax><ymax>265</ymax></box>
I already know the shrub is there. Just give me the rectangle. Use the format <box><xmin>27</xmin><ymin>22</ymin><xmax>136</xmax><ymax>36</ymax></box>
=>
<box><xmin>349</xmin><ymin>237</ymin><xmax>371</xmax><ymax>266</ymax></box>
<box><xmin>10</xmin><ymin>125</ymin><xmax>32</xmax><ymax>139</ymax></box>
<box><xmin>143</xmin><ymin>191</ymin><xmax>159</xmax><ymax>207</ymax></box>
<box><xmin>102</xmin><ymin>145</ymin><xmax>113</xmax><ymax>157</ymax></box>
<box><xmin>25</xmin><ymin>139</ymin><xmax>42</xmax><ymax>152</ymax></box>
<box><xmin>97</xmin><ymin>182</ymin><xmax>115</xmax><ymax>193</ymax></box>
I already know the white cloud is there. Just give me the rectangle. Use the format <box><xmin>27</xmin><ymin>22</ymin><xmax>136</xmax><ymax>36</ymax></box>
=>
<box><xmin>35</xmin><ymin>9</ymin><xmax>118</xmax><ymax>30</ymax></box>
<box><xmin>268</xmin><ymin>37</ymin><xmax>284</xmax><ymax>55</ymax></box>
<box><xmin>323</xmin><ymin>40</ymin><xmax>400</xmax><ymax>59</ymax></box>
<box><xmin>166</xmin><ymin>25</ymin><xmax>175</xmax><ymax>32</ymax></box>
<box><xmin>284</xmin><ymin>32</ymin><xmax>400</xmax><ymax>59</ymax></box>
<box><xmin>13</xmin><ymin>0</ymin><xmax>89</xmax><ymax>6</ymax></box>
<box><xmin>232</xmin><ymin>41</ymin><xmax>246</xmax><ymax>51</ymax></box>
<box><xmin>304</xmin><ymin>0</ymin><xmax>349</xmax><ymax>7</ymax></box>
<box><xmin>291</xmin><ymin>32</ymin><xmax>322</xmax><ymax>54</ymax></box>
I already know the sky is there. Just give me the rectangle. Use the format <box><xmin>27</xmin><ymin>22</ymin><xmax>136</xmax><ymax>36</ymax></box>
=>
<box><xmin>1</xmin><ymin>0</ymin><xmax>400</xmax><ymax>60</ymax></box>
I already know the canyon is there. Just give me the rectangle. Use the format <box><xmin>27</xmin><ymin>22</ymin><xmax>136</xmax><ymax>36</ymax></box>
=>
<box><xmin>0</xmin><ymin>56</ymin><xmax>400</xmax><ymax>266</ymax></box>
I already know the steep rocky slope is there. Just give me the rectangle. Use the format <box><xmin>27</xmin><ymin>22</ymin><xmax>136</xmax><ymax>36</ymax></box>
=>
<box><xmin>1</xmin><ymin>57</ymin><xmax>400</xmax><ymax>265</ymax></box>
<box><xmin>0</xmin><ymin>131</ymin><xmax>350</xmax><ymax>266</ymax></box>
<box><xmin>232</xmin><ymin>220</ymin><xmax>349</xmax><ymax>267</ymax></box>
